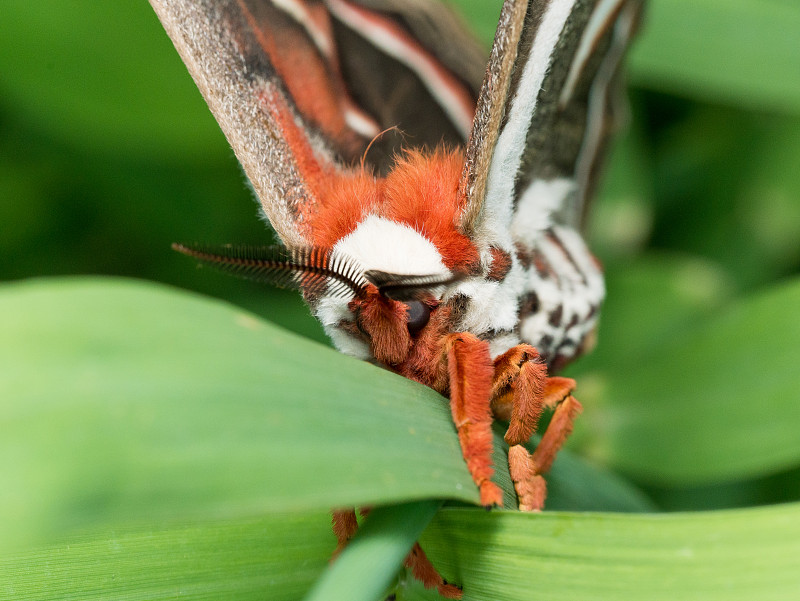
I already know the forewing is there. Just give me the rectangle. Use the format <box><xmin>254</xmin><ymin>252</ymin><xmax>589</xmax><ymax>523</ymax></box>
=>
<box><xmin>326</xmin><ymin>0</ymin><xmax>485</xmax><ymax>170</ymax></box>
<box><xmin>150</xmin><ymin>0</ymin><xmax>486</xmax><ymax>243</ymax></box>
<box><xmin>151</xmin><ymin>0</ymin><xmax>340</xmax><ymax>246</ymax></box>
<box><xmin>459</xmin><ymin>0</ymin><xmax>643</xmax><ymax>245</ymax></box>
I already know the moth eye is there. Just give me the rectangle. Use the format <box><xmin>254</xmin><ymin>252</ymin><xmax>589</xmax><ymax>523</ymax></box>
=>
<box><xmin>405</xmin><ymin>300</ymin><xmax>431</xmax><ymax>336</ymax></box>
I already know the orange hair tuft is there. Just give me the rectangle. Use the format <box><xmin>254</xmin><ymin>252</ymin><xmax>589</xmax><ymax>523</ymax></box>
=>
<box><xmin>383</xmin><ymin>148</ymin><xmax>479</xmax><ymax>270</ymax></box>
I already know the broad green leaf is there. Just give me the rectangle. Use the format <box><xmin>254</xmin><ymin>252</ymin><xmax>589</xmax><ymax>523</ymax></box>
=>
<box><xmin>579</xmin><ymin>278</ymin><xmax>800</xmax><ymax>485</ymax></box>
<box><xmin>0</xmin><ymin>512</ymin><xmax>334</xmax><ymax>600</ymax></box>
<box><xmin>734</xmin><ymin>120</ymin><xmax>800</xmax><ymax>275</ymax></box>
<box><xmin>405</xmin><ymin>503</ymin><xmax>800</xmax><ymax>601</ymax></box>
<box><xmin>641</xmin><ymin>106</ymin><xmax>800</xmax><ymax>290</ymax></box>
<box><xmin>589</xmin><ymin>123</ymin><xmax>656</xmax><ymax>260</ymax></box>
<box><xmin>6</xmin><ymin>502</ymin><xmax>800</xmax><ymax>600</ymax></box>
<box><xmin>630</xmin><ymin>0</ymin><xmax>800</xmax><ymax>113</ymax></box>
<box><xmin>0</xmin><ymin>278</ymin><xmax>474</xmax><ymax>550</ymax></box>
<box><xmin>567</xmin><ymin>253</ymin><xmax>733</xmax><ymax>377</ymax></box>
<box><xmin>643</xmin><ymin>464</ymin><xmax>800</xmax><ymax>513</ymax></box>
<box><xmin>0</xmin><ymin>277</ymin><xmax>651</xmax><ymax>552</ymax></box>
<box><xmin>305</xmin><ymin>501</ymin><xmax>441</xmax><ymax>601</ymax></box>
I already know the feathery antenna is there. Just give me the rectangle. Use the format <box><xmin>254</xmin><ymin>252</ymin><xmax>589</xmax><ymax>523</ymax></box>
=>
<box><xmin>172</xmin><ymin>243</ymin><xmax>370</xmax><ymax>299</ymax></box>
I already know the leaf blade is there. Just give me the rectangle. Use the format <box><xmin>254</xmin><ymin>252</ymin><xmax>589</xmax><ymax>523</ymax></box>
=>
<box><xmin>413</xmin><ymin>503</ymin><xmax>800</xmax><ymax>601</ymax></box>
<box><xmin>305</xmin><ymin>501</ymin><xmax>442</xmax><ymax>601</ymax></box>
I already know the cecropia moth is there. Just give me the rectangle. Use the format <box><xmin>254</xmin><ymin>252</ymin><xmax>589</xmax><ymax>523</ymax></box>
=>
<box><xmin>150</xmin><ymin>0</ymin><xmax>642</xmax><ymax>597</ymax></box>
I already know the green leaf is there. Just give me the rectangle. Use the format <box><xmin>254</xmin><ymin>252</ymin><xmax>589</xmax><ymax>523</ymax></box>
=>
<box><xmin>639</xmin><ymin>107</ymin><xmax>800</xmax><ymax>290</ymax></box>
<box><xmin>305</xmin><ymin>501</ymin><xmax>441</xmax><ymax>601</ymax></box>
<box><xmin>630</xmin><ymin>0</ymin><xmax>800</xmax><ymax>113</ymax></box>
<box><xmin>6</xmin><ymin>503</ymin><xmax>800</xmax><ymax>600</ymax></box>
<box><xmin>0</xmin><ymin>277</ymin><xmax>651</xmax><ymax>553</ymax></box>
<box><xmin>0</xmin><ymin>512</ymin><xmax>334</xmax><ymax>600</ymax></box>
<box><xmin>579</xmin><ymin>278</ymin><xmax>800</xmax><ymax>485</ymax></box>
<box><xmin>407</xmin><ymin>503</ymin><xmax>800</xmax><ymax>601</ymax></box>
<box><xmin>590</xmin><ymin>123</ymin><xmax>656</xmax><ymax>260</ymax></box>
<box><xmin>0</xmin><ymin>277</ymin><xmax>475</xmax><ymax>550</ymax></box>
<box><xmin>568</xmin><ymin>253</ymin><xmax>733</xmax><ymax>375</ymax></box>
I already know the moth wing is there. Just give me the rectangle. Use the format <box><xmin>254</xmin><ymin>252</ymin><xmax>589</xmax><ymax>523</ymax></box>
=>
<box><xmin>326</xmin><ymin>0</ymin><xmax>486</xmax><ymax>169</ymax></box>
<box><xmin>150</xmin><ymin>1</ymin><xmax>485</xmax><ymax>248</ymax></box>
<box><xmin>151</xmin><ymin>0</ymin><xmax>332</xmax><ymax>247</ymax></box>
<box><xmin>459</xmin><ymin>0</ymin><xmax>644</xmax><ymax>247</ymax></box>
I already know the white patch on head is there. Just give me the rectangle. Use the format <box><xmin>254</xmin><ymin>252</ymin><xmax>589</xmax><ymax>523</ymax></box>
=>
<box><xmin>333</xmin><ymin>215</ymin><xmax>449</xmax><ymax>278</ymax></box>
<box><xmin>512</xmin><ymin>178</ymin><xmax>576</xmax><ymax>242</ymax></box>
<box><xmin>314</xmin><ymin>215</ymin><xmax>450</xmax><ymax>361</ymax></box>
<box><xmin>313</xmin><ymin>295</ymin><xmax>371</xmax><ymax>360</ymax></box>
<box><xmin>479</xmin><ymin>0</ymin><xmax>579</xmax><ymax>243</ymax></box>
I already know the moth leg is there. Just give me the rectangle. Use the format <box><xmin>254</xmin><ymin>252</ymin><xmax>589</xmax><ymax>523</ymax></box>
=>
<box><xmin>491</xmin><ymin>344</ymin><xmax>548</xmax><ymax>445</ymax></box>
<box><xmin>331</xmin><ymin>508</ymin><xmax>358</xmax><ymax>557</ymax></box>
<box><xmin>404</xmin><ymin>542</ymin><xmax>463</xmax><ymax>599</ymax></box>
<box><xmin>508</xmin><ymin>444</ymin><xmax>546</xmax><ymax>512</ymax></box>
<box><xmin>444</xmin><ymin>333</ymin><xmax>503</xmax><ymax>508</ymax></box>
<box><xmin>491</xmin><ymin>346</ymin><xmax>582</xmax><ymax>510</ymax></box>
<box><xmin>507</xmin><ymin>391</ymin><xmax>583</xmax><ymax>511</ymax></box>
<box><xmin>532</xmin><ymin>380</ymin><xmax>583</xmax><ymax>477</ymax></box>
<box><xmin>334</xmin><ymin>509</ymin><xmax>461</xmax><ymax>598</ymax></box>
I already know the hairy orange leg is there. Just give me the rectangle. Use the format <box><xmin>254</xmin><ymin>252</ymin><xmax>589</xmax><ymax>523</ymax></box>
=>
<box><xmin>533</xmin><ymin>380</ymin><xmax>583</xmax><ymax>475</ymax></box>
<box><xmin>331</xmin><ymin>508</ymin><xmax>358</xmax><ymax>557</ymax></box>
<box><xmin>331</xmin><ymin>509</ymin><xmax>462</xmax><ymax>598</ymax></box>
<box><xmin>509</xmin><ymin>392</ymin><xmax>583</xmax><ymax>510</ymax></box>
<box><xmin>491</xmin><ymin>346</ymin><xmax>582</xmax><ymax>511</ymax></box>
<box><xmin>405</xmin><ymin>542</ymin><xmax>463</xmax><ymax>599</ymax></box>
<box><xmin>491</xmin><ymin>344</ymin><xmax>548</xmax><ymax>444</ymax></box>
<box><xmin>444</xmin><ymin>332</ymin><xmax>503</xmax><ymax>507</ymax></box>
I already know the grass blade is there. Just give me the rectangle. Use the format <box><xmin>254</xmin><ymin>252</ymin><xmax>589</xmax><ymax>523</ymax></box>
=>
<box><xmin>305</xmin><ymin>501</ymin><xmax>442</xmax><ymax>601</ymax></box>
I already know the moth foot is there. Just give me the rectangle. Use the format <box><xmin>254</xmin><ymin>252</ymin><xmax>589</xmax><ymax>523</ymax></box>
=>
<box><xmin>479</xmin><ymin>479</ymin><xmax>504</xmax><ymax>508</ymax></box>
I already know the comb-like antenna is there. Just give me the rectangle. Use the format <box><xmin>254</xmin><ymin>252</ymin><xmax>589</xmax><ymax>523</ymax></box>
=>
<box><xmin>172</xmin><ymin>243</ymin><xmax>369</xmax><ymax>299</ymax></box>
<box><xmin>363</xmin><ymin>270</ymin><xmax>465</xmax><ymax>301</ymax></box>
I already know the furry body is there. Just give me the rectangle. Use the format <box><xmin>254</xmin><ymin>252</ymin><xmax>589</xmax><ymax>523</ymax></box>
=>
<box><xmin>310</xmin><ymin>149</ymin><xmax>604</xmax><ymax>372</ymax></box>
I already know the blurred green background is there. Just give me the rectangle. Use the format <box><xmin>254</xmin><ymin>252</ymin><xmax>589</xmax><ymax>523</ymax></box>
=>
<box><xmin>2</xmin><ymin>0</ymin><xmax>800</xmax><ymax>511</ymax></box>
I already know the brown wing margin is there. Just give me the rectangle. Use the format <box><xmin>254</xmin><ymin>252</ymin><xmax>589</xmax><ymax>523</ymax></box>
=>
<box><xmin>151</xmin><ymin>0</ymin><xmax>488</xmax><ymax>239</ymax></box>
<box><xmin>150</xmin><ymin>0</ymin><xmax>342</xmax><ymax>247</ymax></box>
<box><xmin>457</xmin><ymin>0</ymin><xmax>529</xmax><ymax>236</ymax></box>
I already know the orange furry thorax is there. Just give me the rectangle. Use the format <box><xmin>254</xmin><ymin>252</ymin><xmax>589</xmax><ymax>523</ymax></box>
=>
<box><xmin>309</xmin><ymin>148</ymin><xmax>480</xmax><ymax>270</ymax></box>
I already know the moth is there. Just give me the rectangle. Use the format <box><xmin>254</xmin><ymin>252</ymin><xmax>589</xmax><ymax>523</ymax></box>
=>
<box><xmin>151</xmin><ymin>0</ymin><xmax>642</xmax><ymax>597</ymax></box>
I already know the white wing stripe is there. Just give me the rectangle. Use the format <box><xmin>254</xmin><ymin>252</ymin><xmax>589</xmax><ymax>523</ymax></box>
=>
<box><xmin>574</xmin><ymin>2</ymin><xmax>639</xmax><ymax>208</ymax></box>
<box><xmin>558</xmin><ymin>0</ymin><xmax>626</xmax><ymax>108</ymax></box>
<box><xmin>482</xmin><ymin>0</ymin><xmax>578</xmax><ymax>239</ymax></box>
<box><xmin>511</xmin><ymin>178</ymin><xmax>575</xmax><ymax>241</ymax></box>
<box><xmin>270</xmin><ymin>0</ymin><xmax>335</xmax><ymax>59</ymax></box>
<box><xmin>325</xmin><ymin>0</ymin><xmax>475</xmax><ymax>139</ymax></box>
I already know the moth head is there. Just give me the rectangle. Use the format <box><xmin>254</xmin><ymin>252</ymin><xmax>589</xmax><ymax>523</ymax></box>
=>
<box><xmin>172</xmin><ymin>222</ymin><xmax>462</xmax><ymax>367</ymax></box>
<box><xmin>323</xmin><ymin>215</ymin><xmax>463</xmax><ymax>366</ymax></box>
